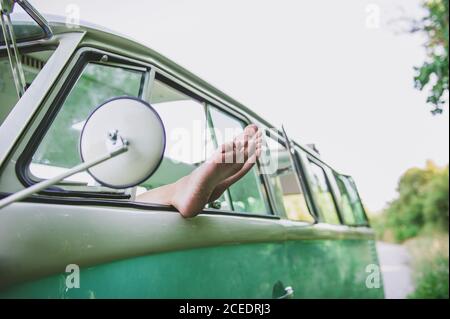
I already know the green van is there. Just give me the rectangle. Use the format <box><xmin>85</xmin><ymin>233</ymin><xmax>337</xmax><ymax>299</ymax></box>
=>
<box><xmin>0</xmin><ymin>0</ymin><xmax>383</xmax><ymax>298</ymax></box>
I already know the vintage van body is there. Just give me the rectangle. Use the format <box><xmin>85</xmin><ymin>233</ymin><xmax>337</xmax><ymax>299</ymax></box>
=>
<box><xmin>0</xmin><ymin>0</ymin><xmax>383</xmax><ymax>298</ymax></box>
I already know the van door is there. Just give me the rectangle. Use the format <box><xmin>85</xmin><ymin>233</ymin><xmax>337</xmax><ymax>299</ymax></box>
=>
<box><xmin>0</xmin><ymin>48</ymin><xmax>291</xmax><ymax>298</ymax></box>
<box><xmin>0</xmin><ymin>202</ymin><xmax>292</xmax><ymax>298</ymax></box>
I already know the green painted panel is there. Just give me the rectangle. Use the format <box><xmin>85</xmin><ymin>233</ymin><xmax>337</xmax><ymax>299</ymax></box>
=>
<box><xmin>0</xmin><ymin>239</ymin><xmax>383</xmax><ymax>299</ymax></box>
<box><xmin>286</xmin><ymin>239</ymin><xmax>384</xmax><ymax>299</ymax></box>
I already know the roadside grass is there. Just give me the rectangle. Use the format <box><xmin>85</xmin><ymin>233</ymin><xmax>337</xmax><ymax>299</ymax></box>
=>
<box><xmin>405</xmin><ymin>234</ymin><xmax>449</xmax><ymax>299</ymax></box>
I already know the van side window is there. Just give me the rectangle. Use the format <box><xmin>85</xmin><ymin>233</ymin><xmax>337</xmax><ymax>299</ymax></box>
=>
<box><xmin>1</xmin><ymin>49</ymin><xmax>55</xmax><ymax>126</ymax></box>
<box><xmin>265</xmin><ymin>136</ymin><xmax>314</xmax><ymax>222</ymax></box>
<box><xmin>207</xmin><ymin>106</ymin><xmax>270</xmax><ymax>214</ymax></box>
<box><xmin>30</xmin><ymin>62</ymin><xmax>145</xmax><ymax>188</ymax></box>
<box><xmin>307</xmin><ymin>159</ymin><xmax>340</xmax><ymax>224</ymax></box>
<box><xmin>333</xmin><ymin>173</ymin><xmax>356</xmax><ymax>225</ymax></box>
<box><xmin>137</xmin><ymin>77</ymin><xmax>208</xmax><ymax>194</ymax></box>
<box><xmin>335</xmin><ymin>174</ymin><xmax>368</xmax><ymax>225</ymax></box>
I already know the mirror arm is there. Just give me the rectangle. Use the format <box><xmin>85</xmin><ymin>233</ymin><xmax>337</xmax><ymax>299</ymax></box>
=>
<box><xmin>0</xmin><ymin>0</ymin><xmax>14</xmax><ymax>14</ymax></box>
<box><xmin>0</xmin><ymin>133</ymin><xmax>129</xmax><ymax>210</ymax></box>
<box><xmin>0</xmin><ymin>0</ymin><xmax>26</xmax><ymax>97</ymax></box>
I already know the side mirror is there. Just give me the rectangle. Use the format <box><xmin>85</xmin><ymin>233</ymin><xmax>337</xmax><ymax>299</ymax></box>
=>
<box><xmin>80</xmin><ymin>97</ymin><xmax>165</xmax><ymax>188</ymax></box>
<box><xmin>0</xmin><ymin>97</ymin><xmax>166</xmax><ymax>209</ymax></box>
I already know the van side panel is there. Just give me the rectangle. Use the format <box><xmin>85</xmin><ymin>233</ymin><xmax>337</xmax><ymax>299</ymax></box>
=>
<box><xmin>0</xmin><ymin>202</ymin><xmax>382</xmax><ymax>298</ymax></box>
<box><xmin>0</xmin><ymin>239</ymin><xmax>382</xmax><ymax>299</ymax></box>
<box><xmin>286</xmin><ymin>238</ymin><xmax>383</xmax><ymax>298</ymax></box>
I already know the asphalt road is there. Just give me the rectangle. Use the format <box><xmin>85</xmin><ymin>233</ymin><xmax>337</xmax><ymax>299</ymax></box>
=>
<box><xmin>376</xmin><ymin>241</ymin><xmax>415</xmax><ymax>299</ymax></box>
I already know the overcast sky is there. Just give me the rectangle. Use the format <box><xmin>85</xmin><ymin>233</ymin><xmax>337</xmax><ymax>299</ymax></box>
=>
<box><xmin>33</xmin><ymin>0</ymin><xmax>449</xmax><ymax>212</ymax></box>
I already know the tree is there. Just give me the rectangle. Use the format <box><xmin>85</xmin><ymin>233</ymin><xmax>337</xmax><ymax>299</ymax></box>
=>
<box><xmin>384</xmin><ymin>161</ymin><xmax>449</xmax><ymax>242</ymax></box>
<box><xmin>412</xmin><ymin>0</ymin><xmax>449</xmax><ymax>114</ymax></box>
<box><xmin>423</xmin><ymin>165</ymin><xmax>449</xmax><ymax>230</ymax></box>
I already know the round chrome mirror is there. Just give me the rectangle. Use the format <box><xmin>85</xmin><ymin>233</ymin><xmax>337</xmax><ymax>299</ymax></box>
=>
<box><xmin>80</xmin><ymin>97</ymin><xmax>166</xmax><ymax>189</ymax></box>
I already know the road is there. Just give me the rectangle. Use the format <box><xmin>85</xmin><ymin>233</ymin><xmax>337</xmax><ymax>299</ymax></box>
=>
<box><xmin>376</xmin><ymin>241</ymin><xmax>415</xmax><ymax>299</ymax></box>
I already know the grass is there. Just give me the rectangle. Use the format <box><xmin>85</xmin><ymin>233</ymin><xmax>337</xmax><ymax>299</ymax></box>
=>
<box><xmin>405</xmin><ymin>234</ymin><xmax>449</xmax><ymax>299</ymax></box>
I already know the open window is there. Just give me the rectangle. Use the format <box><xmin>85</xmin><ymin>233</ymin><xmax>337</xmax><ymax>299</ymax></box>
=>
<box><xmin>136</xmin><ymin>79</ymin><xmax>272</xmax><ymax>215</ymax></box>
<box><xmin>136</xmin><ymin>75</ymin><xmax>208</xmax><ymax>195</ymax></box>
<box><xmin>207</xmin><ymin>106</ymin><xmax>270</xmax><ymax>214</ymax></box>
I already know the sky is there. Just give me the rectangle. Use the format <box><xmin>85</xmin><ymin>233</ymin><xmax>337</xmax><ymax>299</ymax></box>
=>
<box><xmin>32</xmin><ymin>0</ymin><xmax>449</xmax><ymax>212</ymax></box>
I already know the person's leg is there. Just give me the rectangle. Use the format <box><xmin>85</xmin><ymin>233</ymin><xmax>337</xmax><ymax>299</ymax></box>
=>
<box><xmin>134</xmin><ymin>182</ymin><xmax>177</xmax><ymax>207</ymax></box>
<box><xmin>136</xmin><ymin>125</ymin><xmax>262</xmax><ymax>217</ymax></box>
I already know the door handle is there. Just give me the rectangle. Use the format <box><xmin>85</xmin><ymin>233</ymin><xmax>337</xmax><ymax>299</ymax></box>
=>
<box><xmin>278</xmin><ymin>286</ymin><xmax>294</xmax><ymax>299</ymax></box>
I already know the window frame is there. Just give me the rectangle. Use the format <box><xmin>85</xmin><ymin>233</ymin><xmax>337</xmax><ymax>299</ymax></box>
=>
<box><xmin>338</xmin><ymin>174</ymin><xmax>370</xmax><ymax>227</ymax></box>
<box><xmin>331</xmin><ymin>171</ymin><xmax>356</xmax><ymax>225</ymax></box>
<box><xmin>304</xmin><ymin>155</ymin><xmax>343</xmax><ymax>225</ymax></box>
<box><xmin>204</xmin><ymin>104</ymin><xmax>233</xmax><ymax>210</ymax></box>
<box><xmin>16</xmin><ymin>47</ymin><xmax>151</xmax><ymax>199</ymax></box>
<box><xmin>291</xmin><ymin>146</ymin><xmax>320</xmax><ymax>222</ymax></box>
<box><xmin>147</xmin><ymin>71</ymin><xmax>276</xmax><ymax>217</ymax></box>
<box><xmin>283</xmin><ymin>135</ymin><xmax>318</xmax><ymax>223</ymax></box>
<box><xmin>260</xmin><ymin>130</ymin><xmax>316</xmax><ymax>221</ymax></box>
<box><xmin>147</xmin><ymin>59</ymin><xmax>279</xmax><ymax>218</ymax></box>
<box><xmin>205</xmin><ymin>104</ymin><xmax>273</xmax><ymax>215</ymax></box>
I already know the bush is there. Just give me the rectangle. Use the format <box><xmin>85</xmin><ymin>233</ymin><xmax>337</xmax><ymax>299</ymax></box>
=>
<box><xmin>409</xmin><ymin>255</ymin><xmax>449</xmax><ymax>299</ymax></box>
<box><xmin>423</xmin><ymin>166</ymin><xmax>449</xmax><ymax>231</ymax></box>
<box><xmin>406</xmin><ymin>235</ymin><xmax>449</xmax><ymax>299</ymax></box>
<box><xmin>379</xmin><ymin>161</ymin><xmax>449</xmax><ymax>242</ymax></box>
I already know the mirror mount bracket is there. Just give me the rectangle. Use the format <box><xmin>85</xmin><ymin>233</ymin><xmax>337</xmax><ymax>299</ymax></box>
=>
<box><xmin>106</xmin><ymin>129</ymin><xmax>129</xmax><ymax>156</ymax></box>
<box><xmin>0</xmin><ymin>0</ymin><xmax>14</xmax><ymax>14</ymax></box>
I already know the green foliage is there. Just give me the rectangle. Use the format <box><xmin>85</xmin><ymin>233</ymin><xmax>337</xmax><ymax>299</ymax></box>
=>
<box><xmin>368</xmin><ymin>213</ymin><xmax>388</xmax><ymax>240</ymax></box>
<box><xmin>406</xmin><ymin>234</ymin><xmax>449</xmax><ymax>299</ymax></box>
<box><xmin>413</xmin><ymin>0</ymin><xmax>449</xmax><ymax>114</ymax></box>
<box><xmin>409</xmin><ymin>255</ymin><xmax>449</xmax><ymax>298</ymax></box>
<box><xmin>382</xmin><ymin>161</ymin><xmax>449</xmax><ymax>242</ymax></box>
<box><xmin>423</xmin><ymin>165</ymin><xmax>449</xmax><ymax>230</ymax></box>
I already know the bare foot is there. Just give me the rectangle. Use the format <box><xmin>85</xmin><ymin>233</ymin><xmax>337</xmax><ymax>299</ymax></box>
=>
<box><xmin>208</xmin><ymin>125</ymin><xmax>263</xmax><ymax>203</ymax></box>
<box><xmin>171</xmin><ymin>125</ymin><xmax>262</xmax><ymax>217</ymax></box>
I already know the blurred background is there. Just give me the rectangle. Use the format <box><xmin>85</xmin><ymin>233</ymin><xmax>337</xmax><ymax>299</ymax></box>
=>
<box><xmin>33</xmin><ymin>0</ymin><xmax>449</xmax><ymax>298</ymax></box>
